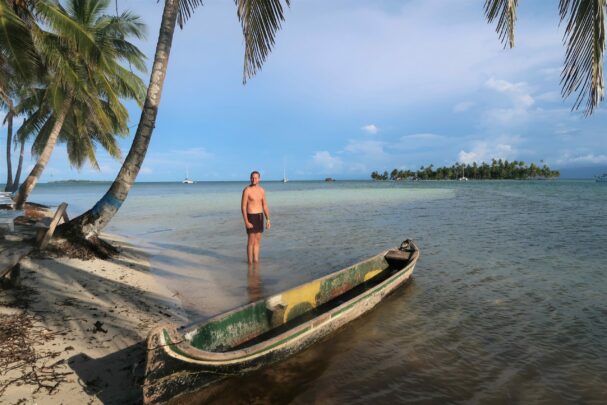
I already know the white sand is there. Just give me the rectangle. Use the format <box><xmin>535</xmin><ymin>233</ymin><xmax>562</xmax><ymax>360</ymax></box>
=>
<box><xmin>0</xmin><ymin>234</ymin><xmax>186</xmax><ymax>404</ymax></box>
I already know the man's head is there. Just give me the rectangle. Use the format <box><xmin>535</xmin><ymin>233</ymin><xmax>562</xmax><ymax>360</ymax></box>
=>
<box><xmin>250</xmin><ymin>171</ymin><xmax>260</xmax><ymax>185</ymax></box>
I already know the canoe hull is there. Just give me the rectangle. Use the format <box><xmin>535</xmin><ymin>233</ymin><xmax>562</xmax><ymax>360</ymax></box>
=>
<box><xmin>144</xmin><ymin>242</ymin><xmax>419</xmax><ymax>404</ymax></box>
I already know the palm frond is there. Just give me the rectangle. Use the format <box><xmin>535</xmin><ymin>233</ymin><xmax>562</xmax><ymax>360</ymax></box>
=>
<box><xmin>0</xmin><ymin>2</ymin><xmax>39</xmax><ymax>81</ymax></box>
<box><xmin>559</xmin><ymin>0</ymin><xmax>606</xmax><ymax>115</ymax></box>
<box><xmin>177</xmin><ymin>0</ymin><xmax>204</xmax><ymax>29</ymax></box>
<box><xmin>36</xmin><ymin>0</ymin><xmax>101</xmax><ymax>64</ymax></box>
<box><xmin>236</xmin><ymin>0</ymin><xmax>290</xmax><ymax>83</ymax></box>
<box><xmin>485</xmin><ymin>0</ymin><xmax>518</xmax><ymax>48</ymax></box>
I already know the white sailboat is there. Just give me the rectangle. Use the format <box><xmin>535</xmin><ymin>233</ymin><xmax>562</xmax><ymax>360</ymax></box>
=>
<box><xmin>182</xmin><ymin>169</ymin><xmax>194</xmax><ymax>184</ymax></box>
<box><xmin>458</xmin><ymin>165</ymin><xmax>468</xmax><ymax>181</ymax></box>
<box><xmin>282</xmin><ymin>159</ymin><xmax>288</xmax><ymax>183</ymax></box>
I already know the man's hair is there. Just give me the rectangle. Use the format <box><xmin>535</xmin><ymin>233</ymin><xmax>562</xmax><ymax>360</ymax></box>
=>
<box><xmin>250</xmin><ymin>170</ymin><xmax>260</xmax><ymax>178</ymax></box>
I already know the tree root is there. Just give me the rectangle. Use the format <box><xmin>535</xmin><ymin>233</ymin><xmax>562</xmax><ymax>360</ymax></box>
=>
<box><xmin>40</xmin><ymin>235</ymin><xmax>120</xmax><ymax>261</ymax></box>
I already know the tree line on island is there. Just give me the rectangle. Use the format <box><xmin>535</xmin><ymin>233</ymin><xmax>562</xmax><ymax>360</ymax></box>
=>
<box><xmin>371</xmin><ymin>160</ymin><xmax>560</xmax><ymax>181</ymax></box>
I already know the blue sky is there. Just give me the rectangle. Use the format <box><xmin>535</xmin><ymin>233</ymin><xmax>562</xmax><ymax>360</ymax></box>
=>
<box><xmin>3</xmin><ymin>0</ymin><xmax>607</xmax><ymax>181</ymax></box>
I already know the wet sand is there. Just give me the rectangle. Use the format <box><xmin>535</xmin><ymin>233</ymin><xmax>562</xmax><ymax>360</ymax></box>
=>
<box><xmin>0</xmin><ymin>234</ymin><xmax>186</xmax><ymax>404</ymax></box>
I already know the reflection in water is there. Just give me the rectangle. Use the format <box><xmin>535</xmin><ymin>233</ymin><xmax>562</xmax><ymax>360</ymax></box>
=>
<box><xmin>171</xmin><ymin>334</ymin><xmax>334</xmax><ymax>405</ymax></box>
<box><xmin>247</xmin><ymin>262</ymin><xmax>263</xmax><ymax>302</ymax></box>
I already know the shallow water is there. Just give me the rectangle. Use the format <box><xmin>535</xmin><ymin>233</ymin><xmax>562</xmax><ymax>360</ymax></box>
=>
<box><xmin>31</xmin><ymin>180</ymin><xmax>607</xmax><ymax>403</ymax></box>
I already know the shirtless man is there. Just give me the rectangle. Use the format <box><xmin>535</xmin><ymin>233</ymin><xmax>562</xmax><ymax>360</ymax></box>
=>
<box><xmin>241</xmin><ymin>171</ymin><xmax>271</xmax><ymax>264</ymax></box>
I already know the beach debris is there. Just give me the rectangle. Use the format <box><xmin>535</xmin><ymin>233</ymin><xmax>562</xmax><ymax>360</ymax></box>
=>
<box><xmin>92</xmin><ymin>321</ymin><xmax>108</xmax><ymax>334</ymax></box>
<box><xmin>0</xmin><ymin>311</ymin><xmax>72</xmax><ymax>396</ymax></box>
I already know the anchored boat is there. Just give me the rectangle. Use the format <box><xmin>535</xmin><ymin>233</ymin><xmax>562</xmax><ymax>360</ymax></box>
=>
<box><xmin>143</xmin><ymin>240</ymin><xmax>420</xmax><ymax>404</ymax></box>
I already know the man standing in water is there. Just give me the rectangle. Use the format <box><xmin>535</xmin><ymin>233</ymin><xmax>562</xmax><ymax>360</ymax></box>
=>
<box><xmin>242</xmin><ymin>171</ymin><xmax>271</xmax><ymax>264</ymax></box>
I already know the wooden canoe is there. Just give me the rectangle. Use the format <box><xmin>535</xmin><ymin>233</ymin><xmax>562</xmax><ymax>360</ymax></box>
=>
<box><xmin>143</xmin><ymin>240</ymin><xmax>420</xmax><ymax>404</ymax></box>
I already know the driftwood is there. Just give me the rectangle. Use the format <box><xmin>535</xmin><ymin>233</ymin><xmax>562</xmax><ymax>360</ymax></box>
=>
<box><xmin>0</xmin><ymin>245</ymin><xmax>34</xmax><ymax>280</ymax></box>
<box><xmin>36</xmin><ymin>203</ymin><xmax>69</xmax><ymax>250</ymax></box>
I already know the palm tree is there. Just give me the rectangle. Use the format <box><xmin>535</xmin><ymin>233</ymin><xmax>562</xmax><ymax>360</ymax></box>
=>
<box><xmin>485</xmin><ymin>0</ymin><xmax>606</xmax><ymax>115</ymax></box>
<box><xmin>12</xmin><ymin>0</ymin><xmax>146</xmax><ymax>209</ymax></box>
<box><xmin>0</xmin><ymin>1</ymin><xmax>38</xmax><ymax>191</ymax></box>
<box><xmin>17</xmin><ymin>87</ymin><xmax>134</xmax><ymax>172</ymax></box>
<box><xmin>61</xmin><ymin>0</ymin><xmax>291</xmax><ymax>242</ymax></box>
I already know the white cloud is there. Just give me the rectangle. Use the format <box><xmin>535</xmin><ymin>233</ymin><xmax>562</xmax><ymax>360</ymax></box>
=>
<box><xmin>483</xmin><ymin>78</ymin><xmax>537</xmax><ymax>127</ymax></box>
<box><xmin>177</xmin><ymin>147</ymin><xmax>214</xmax><ymax>160</ymax></box>
<box><xmin>312</xmin><ymin>151</ymin><xmax>343</xmax><ymax>170</ymax></box>
<box><xmin>458</xmin><ymin>136</ymin><xmax>522</xmax><ymax>164</ymax></box>
<box><xmin>344</xmin><ymin>140</ymin><xmax>386</xmax><ymax>159</ymax></box>
<box><xmin>361</xmin><ymin>124</ymin><xmax>379</xmax><ymax>134</ymax></box>
<box><xmin>536</xmin><ymin>91</ymin><xmax>561</xmax><ymax>102</ymax></box>
<box><xmin>485</xmin><ymin>78</ymin><xmax>535</xmax><ymax>109</ymax></box>
<box><xmin>453</xmin><ymin>101</ymin><xmax>475</xmax><ymax>112</ymax></box>
<box><xmin>458</xmin><ymin>150</ymin><xmax>478</xmax><ymax>164</ymax></box>
<box><xmin>399</xmin><ymin>133</ymin><xmax>446</xmax><ymax>142</ymax></box>
<box><xmin>556</xmin><ymin>153</ymin><xmax>607</xmax><ymax>165</ymax></box>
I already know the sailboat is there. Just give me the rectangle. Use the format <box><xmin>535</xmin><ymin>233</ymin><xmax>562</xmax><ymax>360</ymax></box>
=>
<box><xmin>282</xmin><ymin>159</ymin><xmax>288</xmax><ymax>183</ymax></box>
<box><xmin>182</xmin><ymin>169</ymin><xmax>194</xmax><ymax>184</ymax></box>
<box><xmin>458</xmin><ymin>165</ymin><xmax>468</xmax><ymax>181</ymax></box>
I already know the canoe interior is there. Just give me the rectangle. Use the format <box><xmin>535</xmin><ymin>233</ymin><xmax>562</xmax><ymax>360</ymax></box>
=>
<box><xmin>184</xmin><ymin>249</ymin><xmax>413</xmax><ymax>352</ymax></box>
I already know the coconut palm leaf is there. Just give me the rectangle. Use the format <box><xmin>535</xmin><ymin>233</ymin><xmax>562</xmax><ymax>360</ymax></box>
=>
<box><xmin>560</xmin><ymin>0</ymin><xmax>606</xmax><ymax>115</ymax></box>
<box><xmin>0</xmin><ymin>2</ymin><xmax>39</xmax><ymax>82</ymax></box>
<box><xmin>177</xmin><ymin>0</ymin><xmax>204</xmax><ymax>29</ymax></box>
<box><xmin>236</xmin><ymin>0</ymin><xmax>290</xmax><ymax>83</ymax></box>
<box><xmin>484</xmin><ymin>0</ymin><xmax>518</xmax><ymax>48</ymax></box>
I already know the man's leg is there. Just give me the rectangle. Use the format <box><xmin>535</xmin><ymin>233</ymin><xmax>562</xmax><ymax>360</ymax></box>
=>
<box><xmin>247</xmin><ymin>233</ymin><xmax>255</xmax><ymax>264</ymax></box>
<box><xmin>253</xmin><ymin>233</ymin><xmax>262</xmax><ymax>262</ymax></box>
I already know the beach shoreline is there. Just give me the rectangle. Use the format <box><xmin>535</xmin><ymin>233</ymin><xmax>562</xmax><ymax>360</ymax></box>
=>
<box><xmin>0</xmin><ymin>233</ymin><xmax>187</xmax><ymax>404</ymax></box>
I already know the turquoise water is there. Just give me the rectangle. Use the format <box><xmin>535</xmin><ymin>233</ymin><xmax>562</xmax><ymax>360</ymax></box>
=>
<box><xmin>31</xmin><ymin>180</ymin><xmax>607</xmax><ymax>403</ymax></box>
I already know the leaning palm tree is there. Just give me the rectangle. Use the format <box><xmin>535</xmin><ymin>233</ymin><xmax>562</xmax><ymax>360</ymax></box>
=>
<box><xmin>485</xmin><ymin>0</ymin><xmax>605</xmax><ymax>115</ymax></box>
<box><xmin>12</xmin><ymin>0</ymin><xmax>146</xmax><ymax>209</ymax></box>
<box><xmin>17</xmin><ymin>87</ymin><xmax>131</xmax><ymax>174</ymax></box>
<box><xmin>0</xmin><ymin>0</ymin><xmax>39</xmax><ymax>191</ymax></box>
<box><xmin>61</xmin><ymin>0</ymin><xmax>291</xmax><ymax>244</ymax></box>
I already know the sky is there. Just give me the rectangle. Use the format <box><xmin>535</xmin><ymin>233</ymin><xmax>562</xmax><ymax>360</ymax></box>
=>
<box><xmin>3</xmin><ymin>0</ymin><xmax>607</xmax><ymax>182</ymax></box>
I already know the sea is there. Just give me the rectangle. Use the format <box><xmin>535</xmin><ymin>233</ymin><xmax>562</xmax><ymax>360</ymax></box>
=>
<box><xmin>30</xmin><ymin>179</ymin><xmax>607</xmax><ymax>403</ymax></box>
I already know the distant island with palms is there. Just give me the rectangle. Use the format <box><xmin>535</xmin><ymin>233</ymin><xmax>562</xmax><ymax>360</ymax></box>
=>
<box><xmin>371</xmin><ymin>160</ymin><xmax>560</xmax><ymax>180</ymax></box>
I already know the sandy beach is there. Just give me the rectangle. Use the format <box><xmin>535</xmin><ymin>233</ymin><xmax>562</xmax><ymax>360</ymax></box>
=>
<box><xmin>0</xmin><ymin>234</ymin><xmax>186</xmax><ymax>404</ymax></box>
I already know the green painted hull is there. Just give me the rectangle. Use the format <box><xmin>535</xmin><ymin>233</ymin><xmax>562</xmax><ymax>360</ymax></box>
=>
<box><xmin>144</xmin><ymin>240</ymin><xmax>419</xmax><ymax>404</ymax></box>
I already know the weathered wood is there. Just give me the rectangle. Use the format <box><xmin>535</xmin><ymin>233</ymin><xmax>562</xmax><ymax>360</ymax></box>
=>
<box><xmin>0</xmin><ymin>246</ymin><xmax>33</xmax><ymax>279</ymax></box>
<box><xmin>0</xmin><ymin>210</ymin><xmax>23</xmax><ymax>232</ymax></box>
<box><xmin>36</xmin><ymin>202</ymin><xmax>68</xmax><ymax>249</ymax></box>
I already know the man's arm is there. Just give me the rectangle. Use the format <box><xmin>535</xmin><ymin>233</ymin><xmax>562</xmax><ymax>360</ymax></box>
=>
<box><xmin>242</xmin><ymin>188</ymin><xmax>253</xmax><ymax>229</ymax></box>
<box><xmin>262</xmin><ymin>189</ymin><xmax>271</xmax><ymax>230</ymax></box>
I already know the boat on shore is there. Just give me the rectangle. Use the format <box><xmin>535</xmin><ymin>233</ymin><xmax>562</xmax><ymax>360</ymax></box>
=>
<box><xmin>143</xmin><ymin>240</ymin><xmax>420</xmax><ymax>404</ymax></box>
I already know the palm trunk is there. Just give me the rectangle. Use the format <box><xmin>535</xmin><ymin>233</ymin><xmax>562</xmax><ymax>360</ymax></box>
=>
<box><xmin>4</xmin><ymin>111</ymin><xmax>13</xmax><ymax>192</ymax></box>
<box><xmin>61</xmin><ymin>0</ymin><xmax>179</xmax><ymax>238</ymax></box>
<box><xmin>11</xmin><ymin>139</ymin><xmax>25</xmax><ymax>192</ymax></box>
<box><xmin>14</xmin><ymin>96</ymin><xmax>72</xmax><ymax>209</ymax></box>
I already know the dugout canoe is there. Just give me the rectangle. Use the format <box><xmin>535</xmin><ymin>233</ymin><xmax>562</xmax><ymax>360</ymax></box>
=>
<box><xmin>143</xmin><ymin>240</ymin><xmax>420</xmax><ymax>404</ymax></box>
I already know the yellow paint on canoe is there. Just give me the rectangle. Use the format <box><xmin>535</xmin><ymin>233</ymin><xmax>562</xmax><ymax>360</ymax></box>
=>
<box><xmin>280</xmin><ymin>279</ymin><xmax>323</xmax><ymax>323</ymax></box>
<box><xmin>364</xmin><ymin>268</ymin><xmax>383</xmax><ymax>282</ymax></box>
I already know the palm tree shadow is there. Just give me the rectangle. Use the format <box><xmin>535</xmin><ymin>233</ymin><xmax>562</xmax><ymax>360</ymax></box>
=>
<box><xmin>68</xmin><ymin>342</ymin><xmax>146</xmax><ymax>405</ymax></box>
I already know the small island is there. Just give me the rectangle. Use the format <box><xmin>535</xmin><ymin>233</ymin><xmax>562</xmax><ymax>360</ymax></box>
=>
<box><xmin>325</xmin><ymin>177</ymin><xmax>336</xmax><ymax>182</ymax></box>
<box><xmin>371</xmin><ymin>160</ymin><xmax>560</xmax><ymax>180</ymax></box>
